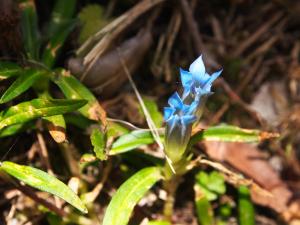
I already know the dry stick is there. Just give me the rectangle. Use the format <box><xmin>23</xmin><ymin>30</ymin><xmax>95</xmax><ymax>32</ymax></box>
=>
<box><xmin>156</xmin><ymin>9</ymin><xmax>182</xmax><ymax>82</ymax></box>
<box><xmin>179</xmin><ymin>0</ymin><xmax>219</xmax><ymax>68</ymax></box>
<box><xmin>36</xmin><ymin>132</ymin><xmax>52</xmax><ymax>174</ymax></box>
<box><xmin>211</xmin><ymin>77</ymin><xmax>264</xmax><ymax>125</ymax></box>
<box><xmin>210</xmin><ymin>16</ymin><xmax>225</xmax><ymax>56</ymax></box>
<box><xmin>232</xmin><ymin>12</ymin><xmax>283</xmax><ymax>57</ymax></box>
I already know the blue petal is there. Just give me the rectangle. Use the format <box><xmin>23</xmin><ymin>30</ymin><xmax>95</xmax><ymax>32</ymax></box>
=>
<box><xmin>164</xmin><ymin>107</ymin><xmax>175</xmax><ymax>121</ymax></box>
<box><xmin>180</xmin><ymin>68</ymin><xmax>192</xmax><ymax>88</ymax></box>
<box><xmin>168</xmin><ymin>92</ymin><xmax>183</xmax><ymax>109</ymax></box>
<box><xmin>189</xmin><ymin>55</ymin><xmax>205</xmax><ymax>77</ymax></box>
<box><xmin>181</xmin><ymin>115</ymin><xmax>196</xmax><ymax>125</ymax></box>
<box><xmin>168</xmin><ymin>114</ymin><xmax>180</xmax><ymax>132</ymax></box>
<box><xmin>203</xmin><ymin>69</ymin><xmax>222</xmax><ymax>89</ymax></box>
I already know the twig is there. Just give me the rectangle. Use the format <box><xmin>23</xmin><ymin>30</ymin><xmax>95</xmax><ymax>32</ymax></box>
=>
<box><xmin>232</xmin><ymin>12</ymin><xmax>283</xmax><ymax>57</ymax></box>
<box><xmin>179</xmin><ymin>0</ymin><xmax>218</xmax><ymax>68</ymax></box>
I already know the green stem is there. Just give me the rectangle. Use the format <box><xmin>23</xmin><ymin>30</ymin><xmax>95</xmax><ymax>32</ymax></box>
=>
<box><xmin>163</xmin><ymin>176</ymin><xmax>180</xmax><ymax>220</ymax></box>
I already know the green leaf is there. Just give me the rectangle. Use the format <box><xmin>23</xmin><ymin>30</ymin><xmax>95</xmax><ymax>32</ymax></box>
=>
<box><xmin>195</xmin><ymin>171</ymin><xmax>226</xmax><ymax>201</ymax></box>
<box><xmin>0</xmin><ymin>62</ymin><xmax>21</xmax><ymax>80</ymax></box>
<box><xmin>42</xmin><ymin>0</ymin><xmax>77</xmax><ymax>67</ymax></box>
<box><xmin>148</xmin><ymin>221</ymin><xmax>171</xmax><ymax>225</ymax></box>
<box><xmin>238</xmin><ymin>186</ymin><xmax>255</xmax><ymax>225</ymax></box>
<box><xmin>110</xmin><ymin>130</ymin><xmax>157</xmax><ymax>155</ymax></box>
<box><xmin>0</xmin><ymin>122</ymin><xmax>34</xmax><ymax>137</ymax></box>
<box><xmin>0</xmin><ymin>69</ymin><xmax>46</xmax><ymax>104</ymax></box>
<box><xmin>42</xmin><ymin>21</ymin><xmax>76</xmax><ymax>68</ymax></box>
<box><xmin>46</xmin><ymin>0</ymin><xmax>77</xmax><ymax>38</ymax></box>
<box><xmin>194</xmin><ymin>186</ymin><xmax>214</xmax><ymax>225</ymax></box>
<box><xmin>53</xmin><ymin>71</ymin><xmax>106</xmax><ymax>122</ymax></box>
<box><xmin>0</xmin><ymin>161</ymin><xmax>87</xmax><ymax>213</ymax></box>
<box><xmin>107</xmin><ymin>122</ymin><xmax>129</xmax><ymax>138</ymax></box>
<box><xmin>102</xmin><ymin>167</ymin><xmax>162</xmax><ymax>225</ymax></box>
<box><xmin>64</xmin><ymin>114</ymin><xmax>94</xmax><ymax>129</ymax></box>
<box><xmin>139</xmin><ymin>97</ymin><xmax>163</xmax><ymax>127</ymax></box>
<box><xmin>0</xmin><ymin>98</ymin><xmax>87</xmax><ymax>130</ymax></box>
<box><xmin>190</xmin><ymin>124</ymin><xmax>277</xmax><ymax>146</ymax></box>
<box><xmin>91</xmin><ymin>128</ymin><xmax>106</xmax><ymax>160</ymax></box>
<box><xmin>19</xmin><ymin>0</ymin><xmax>40</xmax><ymax>60</ymax></box>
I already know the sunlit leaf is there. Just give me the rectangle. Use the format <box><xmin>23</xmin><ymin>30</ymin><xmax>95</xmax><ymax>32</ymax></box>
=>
<box><xmin>190</xmin><ymin>124</ymin><xmax>278</xmax><ymax>146</ymax></box>
<box><xmin>139</xmin><ymin>97</ymin><xmax>163</xmax><ymax>127</ymax></box>
<box><xmin>53</xmin><ymin>70</ymin><xmax>106</xmax><ymax>123</ymax></box>
<box><xmin>110</xmin><ymin>130</ymin><xmax>158</xmax><ymax>155</ymax></box>
<box><xmin>102</xmin><ymin>167</ymin><xmax>162</xmax><ymax>225</ymax></box>
<box><xmin>0</xmin><ymin>161</ymin><xmax>87</xmax><ymax>213</ymax></box>
<box><xmin>0</xmin><ymin>98</ymin><xmax>87</xmax><ymax>130</ymax></box>
<box><xmin>0</xmin><ymin>122</ymin><xmax>34</xmax><ymax>137</ymax></box>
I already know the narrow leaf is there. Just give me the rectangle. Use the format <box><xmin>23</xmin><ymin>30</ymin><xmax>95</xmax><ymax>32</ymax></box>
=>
<box><xmin>190</xmin><ymin>124</ymin><xmax>278</xmax><ymax>146</ymax></box>
<box><xmin>53</xmin><ymin>70</ymin><xmax>106</xmax><ymax>123</ymax></box>
<box><xmin>110</xmin><ymin>130</ymin><xmax>157</xmax><ymax>155</ymax></box>
<box><xmin>0</xmin><ymin>98</ymin><xmax>87</xmax><ymax>130</ymax></box>
<box><xmin>139</xmin><ymin>97</ymin><xmax>163</xmax><ymax>127</ymax></box>
<box><xmin>0</xmin><ymin>161</ymin><xmax>87</xmax><ymax>213</ymax></box>
<box><xmin>0</xmin><ymin>69</ymin><xmax>46</xmax><ymax>103</ymax></box>
<box><xmin>148</xmin><ymin>221</ymin><xmax>171</xmax><ymax>225</ymax></box>
<box><xmin>42</xmin><ymin>0</ymin><xmax>77</xmax><ymax>67</ymax></box>
<box><xmin>19</xmin><ymin>0</ymin><xmax>40</xmax><ymax>60</ymax></box>
<box><xmin>0</xmin><ymin>122</ymin><xmax>34</xmax><ymax>137</ymax></box>
<box><xmin>42</xmin><ymin>21</ymin><xmax>76</xmax><ymax>67</ymax></box>
<box><xmin>102</xmin><ymin>167</ymin><xmax>162</xmax><ymax>225</ymax></box>
<box><xmin>0</xmin><ymin>62</ymin><xmax>21</xmax><ymax>80</ymax></box>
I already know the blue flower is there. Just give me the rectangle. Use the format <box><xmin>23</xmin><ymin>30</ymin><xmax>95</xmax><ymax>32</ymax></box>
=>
<box><xmin>180</xmin><ymin>55</ymin><xmax>222</xmax><ymax>102</ymax></box>
<box><xmin>163</xmin><ymin>55</ymin><xmax>222</xmax><ymax>165</ymax></box>
<box><xmin>164</xmin><ymin>92</ymin><xmax>196</xmax><ymax>163</ymax></box>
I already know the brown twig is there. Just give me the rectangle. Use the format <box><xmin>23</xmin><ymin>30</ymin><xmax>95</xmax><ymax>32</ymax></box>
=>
<box><xmin>179</xmin><ymin>0</ymin><xmax>219</xmax><ymax>68</ymax></box>
<box><xmin>232</xmin><ymin>12</ymin><xmax>283</xmax><ymax>57</ymax></box>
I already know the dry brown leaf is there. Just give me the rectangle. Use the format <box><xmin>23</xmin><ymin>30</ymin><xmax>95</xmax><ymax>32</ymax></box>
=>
<box><xmin>203</xmin><ymin>141</ymin><xmax>292</xmax><ymax>214</ymax></box>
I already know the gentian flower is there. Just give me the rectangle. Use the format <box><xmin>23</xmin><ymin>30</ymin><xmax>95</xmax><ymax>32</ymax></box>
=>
<box><xmin>180</xmin><ymin>55</ymin><xmax>222</xmax><ymax>120</ymax></box>
<box><xmin>164</xmin><ymin>55</ymin><xmax>221</xmax><ymax>165</ymax></box>
<box><xmin>164</xmin><ymin>92</ymin><xmax>196</xmax><ymax>164</ymax></box>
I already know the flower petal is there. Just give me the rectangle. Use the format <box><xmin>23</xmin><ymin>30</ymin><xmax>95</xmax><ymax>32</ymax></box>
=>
<box><xmin>189</xmin><ymin>55</ymin><xmax>205</xmax><ymax>77</ymax></box>
<box><xmin>203</xmin><ymin>69</ymin><xmax>222</xmax><ymax>89</ymax></box>
<box><xmin>181</xmin><ymin>115</ymin><xmax>196</xmax><ymax>125</ymax></box>
<box><xmin>168</xmin><ymin>114</ymin><xmax>180</xmax><ymax>132</ymax></box>
<box><xmin>168</xmin><ymin>92</ymin><xmax>183</xmax><ymax>109</ymax></box>
<box><xmin>164</xmin><ymin>107</ymin><xmax>175</xmax><ymax>121</ymax></box>
<box><xmin>180</xmin><ymin>68</ymin><xmax>192</xmax><ymax>88</ymax></box>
